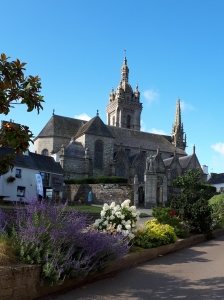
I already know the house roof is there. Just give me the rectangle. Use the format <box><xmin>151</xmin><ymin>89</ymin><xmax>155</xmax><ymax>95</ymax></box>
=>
<box><xmin>34</xmin><ymin>114</ymin><xmax>86</xmax><ymax>140</ymax></box>
<box><xmin>108</xmin><ymin>126</ymin><xmax>187</xmax><ymax>156</ymax></box>
<box><xmin>207</xmin><ymin>173</ymin><xmax>224</xmax><ymax>185</ymax></box>
<box><xmin>0</xmin><ymin>147</ymin><xmax>63</xmax><ymax>174</ymax></box>
<box><xmin>75</xmin><ymin>115</ymin><xmax>114</xmax><ymax>139</ymax></box>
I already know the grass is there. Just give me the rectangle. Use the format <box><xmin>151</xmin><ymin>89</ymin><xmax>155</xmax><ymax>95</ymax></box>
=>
<box><xmin>139</xmin><ymin>213</ymin><xmax>152</xmax><ymax>218</ymax></box>
<box><xmin>66</xmin><ymin>205</ymin><xmax>102</xmax><ymax>213</ymax></box>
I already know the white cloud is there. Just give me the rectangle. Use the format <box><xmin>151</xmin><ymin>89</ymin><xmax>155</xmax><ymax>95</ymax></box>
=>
<box><xmin>211</xmin><ymin>142</ymin><xmax>224</xmax><ymax>155</ymax></box>
<box><xmin>140</xmin><ymin>120</ymin><xmax>146</xmax><ymax>132</ymax></box>
<box><xmin>149</xmin><ymin>128</ymin><xmax>166</xmax><ymax>135</ymax></box>
<box><xmin>142</xmin><ymin>89</ymin><xmax>160</xmax><ymax>105</ymax></box>
<box><xmin>180</xmin><ymin>101</ymin><xmax>194</xmax><ymax>111</ymax></box>
<box><xmin>74</xmin><ymin>113</ymin><xmax>91</xmax><ymax>121</ymax></box>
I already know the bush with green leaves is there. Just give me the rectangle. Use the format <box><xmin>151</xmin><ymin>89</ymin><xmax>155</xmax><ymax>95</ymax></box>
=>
<box><xmin>152</xmin><ymin>207</ymin><xmax>190</xmax><ymax>238</ymax></box>
<box><xmin>209</xmin><ymin>194</ymin><xmax>224</xmax><ymax>229</ymax></box>
<box><xmin>168</xmin><ymin>168</ymin><xmax>214</xmax><ymax>239</ymax></box>
<box><xmin>133</xmin><ymin>219</ymin><xmax>178</xmax><ymax>249</ymax></box>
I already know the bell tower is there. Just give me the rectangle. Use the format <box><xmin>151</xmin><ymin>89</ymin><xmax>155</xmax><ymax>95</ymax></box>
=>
<box><xmin>172</xmin><ymin>98</ymin><xmax>186</xmax><ymax>150</ymax></box>
<box><xmin>106</xmin><ymin>57</ymin><xmax>142</xmax><ymax>131</ymax></box>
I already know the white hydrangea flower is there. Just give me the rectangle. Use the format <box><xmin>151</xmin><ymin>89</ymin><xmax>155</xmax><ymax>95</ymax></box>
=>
<box><xmin>117</xmin><ymin>224</ymin><xmax>122</xmax><ymax>232</ymax></box>
<box><xmin>125</xmin><ymin>224</ymin><xmax>131</xmax><ymax>230</ymax></box>
<box><xmin>110</xmin><ymin>215</ymin><xmax>115</xmax><ymax>220</ymax></box>
<box><xmin>100</xmin><ymin>211</ymin><xmax>106</xmax><ymax>217</ymax></box>
<box><xmin>110</xmin><ymin>202</ymin><xmax>116</xmax><ymax>208</ymax></box>
<box><xmin>121</xmin><ymin>199</ymin><xmax>130</xmax><ymax>208</ymax></box>
<box><xmin>103</xmin><ymin>203</ymin><xmax>110</xmax><ymax>211</ymax></box>
<box><xmin>120</xmin><ymin>214</ymin><xmax>125</xmax><ymax>219</ymax></box>
<box><xmin>130</xmin><ymin>206</ymin><xmax>136</xmax><ymax>212</ymax></box>
<box><xmin>103</xmin><ymin>220</ymin><xmax>108</xmax><ymax>226</ymax></box>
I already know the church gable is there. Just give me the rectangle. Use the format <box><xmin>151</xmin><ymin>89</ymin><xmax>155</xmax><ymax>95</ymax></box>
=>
<box><xmin>154</xmin><ymin>151</ymin><xmax>166</xmax><ymax>173</ymax></box>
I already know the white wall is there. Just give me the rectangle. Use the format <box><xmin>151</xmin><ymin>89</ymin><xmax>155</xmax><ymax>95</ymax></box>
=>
<box><xmin>0</xmin><ymin>168</ymin><xmax>38</xmax><ymax>201</ymax></box>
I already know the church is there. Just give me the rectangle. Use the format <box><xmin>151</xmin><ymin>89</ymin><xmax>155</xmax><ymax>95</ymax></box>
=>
<box><xmin>34</xmin><ymin>57</ymin><xmax>206</xmax><ymax>206</ymax></box>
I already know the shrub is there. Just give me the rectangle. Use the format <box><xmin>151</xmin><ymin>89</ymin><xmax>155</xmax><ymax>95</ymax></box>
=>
<box><xmin>93</xmin><ymin>200</ymin><xmax>140</xmax><ymax>240</ymax></box>
<box><xmin>152</xmin><ymin>207</ymin><xmax>190</xmax><ymax>238</ymax></box>
<box><xmin>169</xmin><ymin>168</ymin><xmax>213</xmax><ymax>239</ymax></box>
<box><xmin>11</xmin><ymin>200</ymin><xmax>129</xmax><ymax>285</ymax></box>
<box><xmin>0</xmin><ymin>234</ymin><xmax>16</xmax><ymax>265</ymax></box>
<box><xmin>209</xmin><ymin>194</ymin><xmax>224</xmax><ymax>229</ymax></box>
<box><xmin>133</xmin><ymin>219</ymin><xmax>178</xmax><ymax>249</ymax></box>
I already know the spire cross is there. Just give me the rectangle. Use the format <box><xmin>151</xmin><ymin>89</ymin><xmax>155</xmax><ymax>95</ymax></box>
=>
<box><xmin>96</xmin><ymin>110</ymin><xmax>99</xmax><ymax>116</ymax></box>
<box><xmin>124</xmin><ymin>49</ymin><xmax>126</xmax><ymax>57</ymax></box>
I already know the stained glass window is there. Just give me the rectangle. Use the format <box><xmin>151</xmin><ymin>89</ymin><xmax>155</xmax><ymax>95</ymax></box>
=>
<box><xmin>136</xmin><ymin>163</ymin><xmax>144</xmax><ymax>183</ymax></box>
<box><xmin>94</xmin><ymin>139</ymin><xmax>103</xmax><ymax>169</ymax></box>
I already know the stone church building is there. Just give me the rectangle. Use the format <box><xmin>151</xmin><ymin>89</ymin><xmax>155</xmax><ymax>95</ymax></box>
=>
<box><xmin>34</xmin><ymin>57</ymin><xmax>206</xmax><ymax>207</ymax></box>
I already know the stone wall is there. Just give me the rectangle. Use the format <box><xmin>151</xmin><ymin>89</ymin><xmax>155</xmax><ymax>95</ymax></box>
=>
<box><xmin>63</xmin><ymin>183</ymin><xmax>134</xmax><ymax>205</ymax></box>
<box><xmin>0</xmin><ymin>265</ymin><xmax>40</xmax><ymax>300</ymax></box>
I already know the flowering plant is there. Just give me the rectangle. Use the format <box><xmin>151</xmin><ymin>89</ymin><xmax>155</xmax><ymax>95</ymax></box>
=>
<box><xmin>93</xmin><ymin>199</ymin><xmax>140</xmax><ymax>240</ymax></box>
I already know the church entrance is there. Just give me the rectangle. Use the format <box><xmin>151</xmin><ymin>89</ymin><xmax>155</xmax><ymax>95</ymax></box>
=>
<box><xmin>138</xmin><ymin>186</ymin><xmax>145</xmax><ymax>207</ymax></box>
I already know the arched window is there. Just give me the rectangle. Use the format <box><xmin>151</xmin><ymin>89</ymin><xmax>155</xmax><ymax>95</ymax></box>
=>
<box><xmin>94</xmin><ymin>140</ymin><xmax>103</xmax><ymax>169</ymax></box>
<box><xmin>171</xmin><ymin>169</ymin><xmax>178</xmax><ymax>182</ymax></box>
<box><xmin>42</xmin><ymin>149</ymin><xmax>49</xmax><ymax>156</ymax></box>
<box><xmin>116</xmin><ymin>162</ymin><xmax>126</xmax><ymax>178</ymax></box>
<box><xmin>127</xmin><ymin>115</ymin><xmax>131</xmax><ymax>129</ymax></box>
<box><xmin>136</xmin><ymin>163</ymin><xmax>144</xmax><ymax>183</ymax></box>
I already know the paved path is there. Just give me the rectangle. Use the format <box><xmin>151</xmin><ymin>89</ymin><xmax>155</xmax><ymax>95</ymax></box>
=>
<box><xmin>53</xmin><ymin>235</ymin><xmax>224</xmax><ymax>300</ymax></box>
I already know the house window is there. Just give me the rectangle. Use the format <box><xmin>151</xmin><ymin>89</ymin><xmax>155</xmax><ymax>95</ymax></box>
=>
<box><xmin>42</xmin><ymin>149</ymin><xmax>49</xmax><ymax>156</ymax></box>
<box><xmin>17</xmin><ymin>186</ymin><xmax>25</xmax><ymax>197</ymax></box>
<box><xmin>40</xmin><ymin>172</ymin><xmax>50</xmax><ymax>186</ymax></box>
<box><xmin>15</xmin><ymin>169</ymin><xmax>21</xmax><ymax>178</ymax></box>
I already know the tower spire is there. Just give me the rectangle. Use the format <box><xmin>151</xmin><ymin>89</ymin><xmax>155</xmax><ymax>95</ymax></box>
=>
<box><xmin>171</xmin><ymin>98</ymin><xmax>186</xmax><ymax>150</ymax></box>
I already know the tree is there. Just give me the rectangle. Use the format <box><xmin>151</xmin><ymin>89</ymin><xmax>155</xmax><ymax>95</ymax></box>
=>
<box><xmin>169</xmin><ymin>167</ymin><xmax>214</xmax><ymax>239</ymax></box>
<box><xmin>0</xmin><ymin>53</ymin><xmax>44</xmax><ymax>175</ymax></box>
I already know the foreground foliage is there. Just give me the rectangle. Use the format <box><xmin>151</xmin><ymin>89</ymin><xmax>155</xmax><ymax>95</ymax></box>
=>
<box><xmin>209</xmin><ymin>194</ymin><xmax>224</xmax><ymax>229</ymax></box>
<box><xmin>0</xmin><ymin>201</ymin><xmax>129</xmax><ymax>285</ymax></box>
<box><xmin>93</xmin><ymin>200</ymin><xmax>140</xmax><ymax>240</ymax></box>
<box><xmin>152</xmin><ymin>207</ymin><xmax>190</xmax><ymax>238</ymax></box>
<box><xmin>167</xmin><ymin>168</ymin><xmax>214</xmax><ymax>239</ymax></box>
<box><xmin>134</xmin><ymin>219</ymin><xmax>178</xmax><ymax>249</ymax></box>
<box><xmin>0</xmin><ymin>53</ymin><xmax>44</xmax><ymax>175</ymax></box>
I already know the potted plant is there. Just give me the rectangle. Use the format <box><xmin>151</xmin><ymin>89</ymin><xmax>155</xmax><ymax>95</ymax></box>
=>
<box><xmin>7</xmin><ymin>175</ymin><xmax>16</xmax><ymax>183</ymax></box>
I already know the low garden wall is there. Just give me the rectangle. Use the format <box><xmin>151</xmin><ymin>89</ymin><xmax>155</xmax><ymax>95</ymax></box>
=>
<box><xmin>1</xmin><ymin>228</ymin><xmax>224</xmax><ymax>300</ymax></box>
<box><xmin>63</xmin><ymin>183</ymin><xmax>134</xmax><ymax>205</ymax></box>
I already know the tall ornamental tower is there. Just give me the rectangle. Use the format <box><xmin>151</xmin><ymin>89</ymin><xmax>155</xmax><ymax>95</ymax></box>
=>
<box><xmin>171</xmin><ymin>98</ymin><xmax>186</xmax><ymax>150</ymax></box>
<box><xmin>106</xmin><ymin>57</ymin><xmax>143</xmax><ymax>131</ymax></box>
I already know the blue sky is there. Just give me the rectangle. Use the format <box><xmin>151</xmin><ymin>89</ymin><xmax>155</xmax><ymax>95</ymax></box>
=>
<box><xmin>1</xmin><ymin>0</ymin><xmax>224</xmax><ymax>174</ymax></box>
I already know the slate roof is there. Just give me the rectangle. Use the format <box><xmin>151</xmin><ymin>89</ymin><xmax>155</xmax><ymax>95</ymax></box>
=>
<box><xmin>163</xmin><ymin>157</ymin><xmax>174</xmax><ymax>167</ymax></box>
<box><xmin>0</xmin><ymin>147</ymin><xmax>63</xmax><ymax>174</ymax></box>
<box><xmin>179</xmin><ymin>155</ymin><xmax>193</xmax><ymax>169</ymax></box>
<box><xmin>75</xmin><ymin>116</ymin><xmax>114</xmax><ymax>138</ymax></box>
<box><xmin>34</xmin><ymin>114</ymin><xmax>86</xmax><ymax>140</ymax></box>
<box><xmin>128</xmin><ymin>153</ymin><xmax>138</xmax><ymax>164</ymax></box>
<box><xmin>63</xmin><ymin>140</ymin><xmax>85</xmax><ymax>157</ymax></box>
<box><xmin>207</xmin><ymin>173</ymin><xmax>224</xmax><ymax>185</ymax></box>
<box><xmin>107</xmin><ymin>126</ymin><xmax>187</xmax><ymax>156</ymax></box>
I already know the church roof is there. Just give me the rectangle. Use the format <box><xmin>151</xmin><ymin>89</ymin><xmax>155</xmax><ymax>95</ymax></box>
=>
<box><xmin>163</xmin><ymin>157</ymin><xmax>174</xmax><ymax>167</ymax></box>
<box><xmin>75</xmin><ymin>115</ymin><xmax>114</xmax><ymax>139</ymax></box>
<box><xmin>108</xmin><ymin>126</ymin><xmax>187</xmax><ymax>156</ymax></box>
<box><xmin>179</xmin><ymin>155</ymin><xmax>193</xmax><ymax>169</ymax></box>
<box><xmin>34</xmin><ymin>114</ymin><xmax>86</xmax><ymax>140</ymax></box>
<box><xmin>63</xmin><ymin>140</ymin><xmax>85</xmax><ymax>157</ymax></box>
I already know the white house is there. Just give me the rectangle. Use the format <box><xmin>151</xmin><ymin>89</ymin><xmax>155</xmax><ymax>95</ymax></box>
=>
<box><xmin>207</xmin><ymin>173</ymin><xmax>224</xmax><ymax>192</ymax></box>
<box><xmin>0</xmin><ymin>147</ymin><xmax>64</xmax><ymax>202</ymax></box>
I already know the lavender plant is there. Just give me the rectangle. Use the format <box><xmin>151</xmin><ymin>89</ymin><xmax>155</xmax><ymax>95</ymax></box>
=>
<box><xmin>0</xmin><ymin>209</ymin><xmax>7</xmax><ymax>235</ymax></box>
<box><xmin>11</xmin><ymin>200</ymin><xmax>129</xmax><ymax>285</ymax></box>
